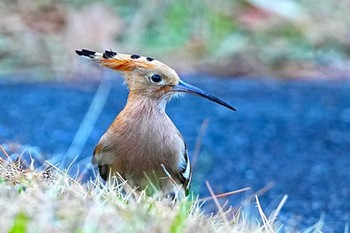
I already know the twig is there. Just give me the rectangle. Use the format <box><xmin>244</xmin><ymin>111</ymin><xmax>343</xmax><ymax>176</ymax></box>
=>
<box><xmin>255</xmin><ymin>195</ymin><xmax>275</xmax><ymax>233</ymax></box>
<box><xmin>269</xmin><ymin>194</ymin><xmax>288</xmax><ymax>223</ymax></box>
<box><xmin>116</xmin><ymin>173</ymin><xmax>140</xmax><ymax>200</ymax></box>
<box><xmin>161</xmin><ymin>164</ymin><xmax>178</xmax><ymax>187</ymax></box>
<box><xmin>63</xmin><ymin>77</ymin><xmax>111</xmax><ymax>166</ymax></box>
<box><xmin>0</xmin><ymin>145</ymin><xmax>10</xmax><ymax>158</ymax></box>
<box><xmin>242</xmin><ymin>182</ymin><xmax>274</xmax><ymax>205</ymax></box>
<box><xmin>44</xmin><ymin>160</ymin><xmax>81</xmax><ymax>187</ymax></box>
<box><xmin>205</xmin><ymin>180</ymin><xmax>229</xmax><ymax>225</ymax></box>
<box><xmin>76</xmin><ymin>163</ymin><xmax>93</xmax><ymax>183</ymax></box>
<box><xmin>160</xmin><ymin>164</ymin><xmax>185</xmax><ymax>199</ymax></box>
<box><xmin>191</xmin><ymin>118</ymin><xmax>209</xmax><ymax>171</ymax></box>
<box><xmin>198</xmin><ymin>187</ymin><xmax>251</xmax><ymax>202</ymax></box>
<box><xmin>143</xmin><ymin>172</ymin><xmax>160</xmax><ymax>195</ymax></box>
<box><xmin>344</xmin><ymin>222</ymin><xmax>349</xmax><ymax>233</ymax></box>
<box><xmin>303</xmin><ymin>213</ymin><xmax>325</xmax><ymax>233</ymax></box>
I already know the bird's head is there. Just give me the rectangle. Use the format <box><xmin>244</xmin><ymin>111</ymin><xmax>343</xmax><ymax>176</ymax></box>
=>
<box><xmin>76</xmin><ymin>49</ymin><xmax>236</xmax><ymax>111</ymax></box>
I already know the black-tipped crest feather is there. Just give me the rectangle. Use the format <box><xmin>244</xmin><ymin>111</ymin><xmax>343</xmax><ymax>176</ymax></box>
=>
<box><xmin>75</xmin><ymin>49</ymin><xmax>96</xmax><ymax>58</ymax></box>
<box><xmin>103</xmin><ymin>50</ymin><xmax>117</xmax><ymax>59</ymax></box>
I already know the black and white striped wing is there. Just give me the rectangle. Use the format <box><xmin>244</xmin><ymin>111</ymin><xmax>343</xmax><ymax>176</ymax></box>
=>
<box><xmin>177</xmin><ymin>143</ymin><xmax>192</xmax><ymax>194</ymax></box>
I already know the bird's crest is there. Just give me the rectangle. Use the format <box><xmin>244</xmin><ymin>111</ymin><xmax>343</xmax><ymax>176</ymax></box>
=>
<box><xmin>76</xmin><ymin>49</ymin><xmax>155</xmax><ymax>72</ymax></box>
<box><xmin>76</xmin><ymin>48</ymin><xmax>236</xmax><ymax>111</ymax></box>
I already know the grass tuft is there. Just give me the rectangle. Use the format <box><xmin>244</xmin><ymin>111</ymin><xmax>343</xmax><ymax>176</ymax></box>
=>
<box><xmin>0</xmin><ymin>146</ymin><xmax>301</xmax><ymax>233</ymax></box>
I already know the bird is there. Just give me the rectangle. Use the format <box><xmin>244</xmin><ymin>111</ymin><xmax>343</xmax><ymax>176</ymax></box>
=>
<box><xmin>76</xmin><ymin>49</ymin><xmax>236</xmax><ymax>198</ymax></box>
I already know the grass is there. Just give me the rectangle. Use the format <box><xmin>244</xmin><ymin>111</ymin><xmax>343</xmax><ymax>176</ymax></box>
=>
<box><xmin>0</xmin><ymin>145</ymin><xmax>299</xmax><ymax>233</ymax></box>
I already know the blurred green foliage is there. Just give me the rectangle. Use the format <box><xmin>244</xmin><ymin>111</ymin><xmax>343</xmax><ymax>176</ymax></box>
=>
<box><xmin>8</xmin><ymin>212</ymin><xmax>29</xmax><ymax>233</ymax></box>
<box><xmin>1</xmin><ymin>0</ymin><xmax>350</xmax><ymax>79</ymax></box>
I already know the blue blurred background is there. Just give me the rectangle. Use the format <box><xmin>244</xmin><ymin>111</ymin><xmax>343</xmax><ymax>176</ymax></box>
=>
<box><xmin>1</xmin><ymin>0</ymin><xmax>350</xmax><ymax>232</ymax></box>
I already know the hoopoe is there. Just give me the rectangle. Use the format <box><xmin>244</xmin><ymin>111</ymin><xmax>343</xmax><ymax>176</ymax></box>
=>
<box><xmin>76</xmin><ymin>49</ymin><xmax>235</xmax><ymax>197</ymax></box>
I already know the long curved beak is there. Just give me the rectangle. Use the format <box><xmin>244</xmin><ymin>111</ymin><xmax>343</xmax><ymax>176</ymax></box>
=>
<box><xmin>172</xmin><ymin>80</ymin><xmax>236</xmax><ymax>111</ymax></box>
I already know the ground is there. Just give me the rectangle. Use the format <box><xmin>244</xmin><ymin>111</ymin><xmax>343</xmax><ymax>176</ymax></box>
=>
<box><xmin>1</xmin><ymin>75</ymin><xmax>349</xmax><ymax>232</ymax></box>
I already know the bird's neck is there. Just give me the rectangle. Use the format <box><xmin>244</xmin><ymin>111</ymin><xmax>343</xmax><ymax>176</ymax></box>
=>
<box><xmin>124</xmin><ymin>92</ymin><xmax>168</xmax><ymax>115</ymax></box>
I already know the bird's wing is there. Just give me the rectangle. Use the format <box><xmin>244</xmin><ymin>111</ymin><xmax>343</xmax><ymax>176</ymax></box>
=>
<box><xmin>175</xmin><ymin>142</ymin><xmax>192</xmax><ymax>194</ymax></box>
<box><xmin>92</xmin><ymin>132</ymin><xmax>120</xmax><ymax>181</ymax></box>
<box><xmin>92</xmin><ymin>142</ymin><xmax>110</xmax><ymax>181</ymax></box>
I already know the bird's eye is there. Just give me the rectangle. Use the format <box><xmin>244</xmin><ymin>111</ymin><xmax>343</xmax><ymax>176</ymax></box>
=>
<box><xmin>150</xmin><ymin>74</ymin><xmax>162</xmax><ymax>83</ymax></box>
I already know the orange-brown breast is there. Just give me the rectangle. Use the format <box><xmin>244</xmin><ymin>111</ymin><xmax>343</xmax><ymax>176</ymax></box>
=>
<box><xmin>93</xmin><ymin>95</ymin><xmax>185</xmax><ymax>190</ymax></box>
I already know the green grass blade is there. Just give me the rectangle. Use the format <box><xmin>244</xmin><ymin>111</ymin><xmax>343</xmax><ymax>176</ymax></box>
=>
<box><xmin>169</xmin><ymin>201</ymin><xmax>191</xmax><ymax>233</ymax></box>
<box><xmin>8</xmin><ymin>212</ymin><xmax>29</xmax><ymax>233</ymax></box>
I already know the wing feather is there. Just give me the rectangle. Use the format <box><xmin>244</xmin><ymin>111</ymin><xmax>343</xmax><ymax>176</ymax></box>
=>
<box><xmin>177</xmin><ymin>143</ymin><xmax>192</xmax><ymax>193</ymax></box>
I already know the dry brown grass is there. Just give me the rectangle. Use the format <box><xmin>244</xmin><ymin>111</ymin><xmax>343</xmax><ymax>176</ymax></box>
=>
<box><xmin>0</xmin><ymin>145</ymin><xmax>303</xmax><ymax>233</ymax></box>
